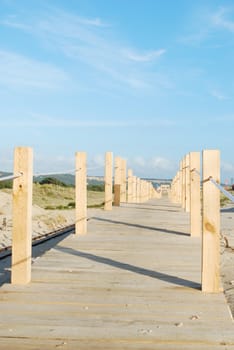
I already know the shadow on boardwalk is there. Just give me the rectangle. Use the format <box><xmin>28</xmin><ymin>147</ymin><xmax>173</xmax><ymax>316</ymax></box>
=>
<box><xmin>0</xmin><ymin>232</ymin><xmax>71</xmax><ymax>287</ymax></box>
<box><xmin>92</xmin><ymin>217</ymin><xmax>189</xmax><ymax>237</ymax></box>
<box><xmin>124</xmin><ymin>206</ymin><xmax>180</xmax><ymax>213</ymax></box>
<box><xmin>55</xmin><ymin>245</ymin><xmax>201</xmax><ymax>290</ymax></box>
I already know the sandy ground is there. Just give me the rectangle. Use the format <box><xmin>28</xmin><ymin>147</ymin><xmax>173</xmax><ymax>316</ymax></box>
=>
<box><xmin>0</xmin><ymin>191</ymin><xmax>234</xmax><ymax>318</ymax></box>
<box><xmin>0</xmin><ymin>191</ymin><xmax>75</xmax><ymax>249</ymax></box>
<box><xmin>220</xmin><ymin>204</ymin><xmax>234</xmax><ymax>318</ymax></box>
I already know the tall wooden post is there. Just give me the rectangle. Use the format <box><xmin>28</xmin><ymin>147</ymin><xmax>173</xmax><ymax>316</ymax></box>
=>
<box><xmin>185</xmin><ymin>154</ymin><xmax>190</xmax><ymax>212</ymax></box>
<box><xmin>75</xmin><ymin>152</ymin><xmax>87</xmax><ymax>235</ymax></box>
<box><xmin>12</xmin><ymin>147</ymin><xmax>33</xmax><ymax>284</ymax></box>
<box><xmin>147</xmin><ymin>182</ymin><xmax>151</xmax><ymax>201</ymax></box>
<box><xmin>114</xmin><ymin>156</ymin><xmax>121</xmax><ymax>206</ymax></box>
<box><xmin>104</xmin><ymin>152</ymin><xmax>113</xmax><ymax>211</ymax></box>
<box><xmin>139</xmin><ymin>180</ymin><xmax>143</xmax><ymax>203</ymax></box>
<box><xmin>121</xmin><ymin>159</ymin><xmax>127</xmax><ymax>203</ymax></box>
<box><xmin>190</xmin><ymin>152</ymin><xmax>201</xmax><ymax>237</ymax></box>
<box><xmin>176</xmin><ymin>171</ymin><xmax>180</xmax><ymax>203</ymax></box>
<box><xmin>136</xmin><ymin>178</ymin><xmax>141</xmax><ymax>203</ymax></box>
<box><xmin>202</xmin><ymin>149</ymin><xmax>220</xmax><ymax>293</ymax></box>
<box><xmin>182</xmin><ymin>157</ymin><xmax>186</xmax><ymax>210</ymax></box>
<box><xmin>132</xmin><ymin>176</ymin><xmax>137</xmax><ymax>203</ymax></box>
<box><xmin>127</xmin><ymin>169</ymin><xmax>133</xmax><ymax>203</ymax></box>
<box><xmin>179</xmin><ymin>160</ymin><xmax>183</xmax><ymax>206</ymax></box>
<box><xmin>113</xmin><ymin>185</ymin><xmax>120</xmax><ymax>206</ymax></box>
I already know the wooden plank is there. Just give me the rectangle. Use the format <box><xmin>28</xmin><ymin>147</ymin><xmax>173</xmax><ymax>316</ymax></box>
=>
<box><xmin>1</xmin><ymin>197</ymin><xmax>233</xmax><ymax>349</ymax></box>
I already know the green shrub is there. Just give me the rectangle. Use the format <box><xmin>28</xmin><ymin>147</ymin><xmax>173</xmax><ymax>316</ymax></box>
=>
<box><xmin>38</xmin><ymin>177</ymin><xmax>68</xmax><ymax>187</ymax></box>
<box><xmin>0</xmin><ymin>180</ymin><xmax>13</xmax><ymax>189</ymax></box>
<box><xmin>68</xmin><ymin>201</ymin><xmax>75</xmax><ymax>208</ymax></box>
<box><xmin>87</xmin><ymin>184</ymin><xmax>104</xmax><ymax>192</ymax></box>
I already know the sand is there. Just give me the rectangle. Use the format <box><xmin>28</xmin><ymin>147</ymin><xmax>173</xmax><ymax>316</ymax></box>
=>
<box><xmin>0</xmin><ymin>191</ymin><xmax>75</xmax><ymax>249</ymax></box>
<box><xmin>221</xmin><ymin>204</ymin><xmax>234</xmax><ymax>317</ymax></box>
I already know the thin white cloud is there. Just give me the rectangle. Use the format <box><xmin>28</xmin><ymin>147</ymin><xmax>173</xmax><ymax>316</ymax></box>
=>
<box><xmin>129</xmin><ymin>155</ymin><xmax>176</xmax><ymax>178</ymax></box>
<box><xmin>210</xmin><ymin>89</ymin><xmax>229</xmax><ymax>100</ymax></box>
<box><xmin>0</xmin><ymin>8</ymin><xmax>167</xmax><ymax>91</ymax></box>
<box><xmin>76</xmin><ymin>17</ymin><xmax>108</xmax><ymax>28</ymax></box>
<box><xmin>211</xmin><ymin>7</ymin><xmax>234</xmax><ymax>32</ymax></box>
<box><xmin>150</xmin><ymin>156</ymin><xmax>174</xmax><ymax>171</ymax></box>
<box><xmin>178</xmin><ymin>31</ymin><xmax>209</xmax><ymax>46</ymax></box>
<box><xmin>123</xmin><ymin>49</ymin><xmax>166</xmax><ymax>62</ymax></box>
<box><xmin>1</xmin><ymin>17</ymin><xmax>31</xmax><ymax>30</ymax></box>
<box><xmin>179</xmin><ymin>6</ymin><xmax>234</xmax><ymax>46</ymax></box>
<box><xmin>0</xmin><ymin>50</ymin><xmax>69</xmax><ymax>90</ymax></box>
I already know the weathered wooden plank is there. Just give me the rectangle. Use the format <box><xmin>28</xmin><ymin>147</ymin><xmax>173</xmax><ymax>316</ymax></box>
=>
<box><xmin>0</xmin><ymin>197</ymin><xmax>233</xmax><ymax>349</ymax></box>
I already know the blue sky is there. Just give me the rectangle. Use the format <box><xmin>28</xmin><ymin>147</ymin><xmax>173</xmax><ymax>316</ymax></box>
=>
<box><xmin>0</xmin><ymin>0</ymin><xmax>234</xmax><ymax>180</ymax></box>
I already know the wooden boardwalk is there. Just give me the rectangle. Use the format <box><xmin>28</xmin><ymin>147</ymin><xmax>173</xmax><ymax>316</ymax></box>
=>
<box><xmin>0</xmin><ymin>197</ymin><xmax>234</xmax><ymax>349</ymax></box>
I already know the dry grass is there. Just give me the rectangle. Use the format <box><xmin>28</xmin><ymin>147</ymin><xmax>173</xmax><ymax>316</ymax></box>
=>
<box><xmin>33</xmin><ymin>183</ymin><xmax>104</xmax><ymax>209</ymax></box>
<box><xmin>33</xmin><ymin>183</ymin><xmax>74</xmax><ymax>209</ymax></box>
<box><xmin>1</xmin><ymin>183</ymin><xmax>105</xmax><ymax>209</ymax></box>
<box><xmin>220</xmin><ymin>191</ymin><xmax>234</xmax><ymax>207</ymax></box>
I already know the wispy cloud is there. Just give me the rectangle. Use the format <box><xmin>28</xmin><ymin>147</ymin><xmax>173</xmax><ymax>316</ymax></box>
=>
<box><xmin>180</xmin><ymin>6</ymin><xmax>234</xmax><ymax>46</ymax></box>
<box><xmin>129</xmin><ymin>155</ymin><xmax>176</xmax><ymax>178</ymax></box>
<box><xmin>1</xmin><ymin>15</ymin><xmax>31</xmax><ymax>30</ymax></box>
<box><xmin>123</xmin><ymin>48</ymin><xmax>166</xmax><ymax>62</ymax></box>
<box><xmin>210</xmin><ymin>89</ymin><xmax>229</xmax><ymax>100</ymax></box>
<box><xmin>0</xmin><ymin>50</ymin><xmax>69</xmax><ymax>90</ymax></box>
<box><xmin>74</xmin><ymin>16</ymin><xmax>108</xmax><ymax>28</ymax></box>
<box><xmin>211</xmin><ymin>7</ymin><xmax>234</xmax><ymax>32</ymax></box>
<box><xmin>0</xmin><ymin>8</ymin><xmax>167</xmax><ymax>91</ymax></box>
<box><xmin>150</xmin><ymin>156</ymin><xmax>174</xmax><ymax>171</ymax></box>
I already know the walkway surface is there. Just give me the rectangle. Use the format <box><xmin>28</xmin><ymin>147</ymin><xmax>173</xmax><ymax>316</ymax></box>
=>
<box><xmin>0</xmin><ymin>197</ymin><xmax>234</xmax><ymax>349</ymax></box>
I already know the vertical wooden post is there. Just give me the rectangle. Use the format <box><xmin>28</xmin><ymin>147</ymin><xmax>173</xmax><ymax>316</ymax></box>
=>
<box><xmin>136</xmin><ymin>178</ymin><xmax>141</xmax><ymax>203</ymax></box>
<box><xmin>114</xmin><ymin>156</ymin><xmax>121</xmax><ymax>206</ymax></box>
<box><xmin>121</xmin><ymin>159</ymin><xmax>127</xmax><ymax>203</ymax></box>
<box><xmin>190</xmin><ymin>152</ymin><xmax>201</xmax><ymax>237</ymax></box>
<box><xmin>12</xmin><ymin>147</ymin><xmax>33</xmax><ymax>284</ymax></box>
<box><xmin>202</xmin><ymin>149</ymin><xmax>220</xmax><ymax>293</ymax></box>
<box><xmin>175</xmin><ymin>171</ymin><xmax>180</xmax><ymax>203</ymax></box>
<box><xmin>179</xmin><ymin>160</ymin><xmax>183</xmax><ymax>206</ymax></box>
<box><xmin>182</xmin><ymin>157</ymin><xmax>186</xmax><ymax>210</ymax></box>
<box><xmin>141</xmin><ymin>180</ymin><xmax>144</xmax><ymax>202</ymax></box>
<box><xmin>147</xmin><ymin>182</ymin><xmax>150</xmax><ymax>201</ymax></box>
<box><xmin>75</xmin><ymin>152</ymin><xmax>87</xmax><ymax>235</ymax></box>
<box><xmin>185</xmin><ymin>154</ymin><xmax>190</xmax><ymax>212</ymax></box>
<box><xmin>127</xmin><ymin>169</ymin><xmax>133</xmax><ymax>203</ymax></box>
<box><xmin>113</xmin><ymin>185</ymin><xmax>120</xmax><ymax>206</ymax></box>
<box><xmin>104</xmin><ymin>152</ymin><xmax>113</xmax><ymax>211</ymax></box>
<box><xmin>132</xmin><ymin>176</ymin><xmax>137</xmax><ymax>203</ymax></box>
